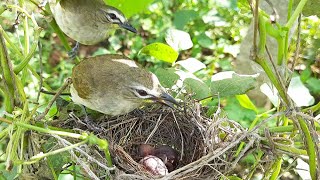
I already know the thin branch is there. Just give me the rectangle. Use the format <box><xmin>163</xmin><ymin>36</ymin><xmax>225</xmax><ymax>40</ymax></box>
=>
<box><xmin>252</xmin><ymin>0</ymin><xmax>260</xmax><ymax>58</ymax></box>
<box><xmin>36</xmin><ymin>78</ymin><xmax>72</xmax><ymax>121</ymax></box>
<box><xmin>265</xmin><ymin>46</ymin><xmax>292</xmax><ymax>106</ymax></box>
<box><xmin>288</xmin><ymin>13</ymin><xmax>302</xmax><ymax>84</ymax></box>
<box><xmin>36</xmin><ymin>40</ymin><xmax>43</xmax><ymax>102</ymax></box>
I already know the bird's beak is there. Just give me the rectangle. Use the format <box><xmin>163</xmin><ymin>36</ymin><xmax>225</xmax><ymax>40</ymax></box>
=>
<box><xmin>119</xmin><ymin>22</ymin><xmax>137</xmax><ymax>33</ymax></box>
<box><xmin>153</xmin><ymin>92</ymin><xmax>179</xmax><ymax>109</ymax></box>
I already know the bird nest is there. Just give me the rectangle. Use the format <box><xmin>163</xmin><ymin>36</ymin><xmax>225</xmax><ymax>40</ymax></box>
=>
<box><xmin>56</xmin><ymin>99</ymin><xmax>247</xmax><ymax>179</ymax></box>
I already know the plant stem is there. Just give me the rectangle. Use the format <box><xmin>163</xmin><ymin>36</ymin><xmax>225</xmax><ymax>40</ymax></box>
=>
<box><xmin>285</xmin><ymin>0</ymin><xmax>307</xmax><ymax>29</ymax></box>
<box><xmin>23</xmin><ymin>140</ymin><xmax>88</xmax><ymax>165</ymax></box>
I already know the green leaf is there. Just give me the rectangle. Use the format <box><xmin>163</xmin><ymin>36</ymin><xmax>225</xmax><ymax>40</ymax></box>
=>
<box><xmin>224</xmin><ymin>97</ymin><xmax>256</xmax><ymax>127</ymax></box>
<box><xmin>173</xmin><ymin>10</ymin><xmax>198</xmax><ymax>30</ymax></box>
<box><xmin>184</xmin><ymin>78</ymin><xmax>211</xmax><ymax>100</ymax></box>
<box><xmin>105</xmin><ymin>0</ymin><xmax>154</xmax><ymax>18</ymax></box>
<box><xmin>300</xmin><ymin>68</ymin><xmax>312</xmax><ymax>82</ymax></box>
<box><xmin>0</xmin><ymin>166</ymin><xmax>18</xmax><ymax>180</ymax></box>
<box><xmin>197</xmin><ymin>33</ymin><xmax>214</xmax><ymax>49</ymax></box>
<box><xmin>226</xmin><ymin>176</ymin><xmax>243</xmax><ymax>180</ymax></box>
<box><xmin>306</xmin><ymin>77</ymin><xmax>320</xmax><ymax>94</ymax></box>
<box><xmin>154</xmin><ymin>68</ymin><xmax>180</xmax><ymax>88</ymax></box>
<box><xmin>58</xmin><ymin>165</ymin><xmax>84</xmax><ymax>180</ymax></box>
<box><xmin>139</xmin><ymin>43</ymin><xmax>179</xmax><ymax>63</ymax></box>
<box><xmin>43</xmin><ymin>138</ymin><xmax>71</xmax><ymax>176</ymax></box>
<box><xmin>211</xmin><ymin>71</ymin><xmax>258</xmax><ymax>97</ymax></box>
<box><xmin>237</xmin><ymin>0</ymin><xmax>251</xmax><ymax>13</ymax></box>
<box><xmin>236</xmin><ymin>94</ymin><xmax>258</xmax><ymax>113</ymax></box>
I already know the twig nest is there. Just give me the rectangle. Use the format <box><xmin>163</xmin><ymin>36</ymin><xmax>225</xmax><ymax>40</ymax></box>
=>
<box><xmin>61</xmin><ymin>101</ymin><xmax>245</xmax><ymax>179</ymax></box>
<box><xmin>140</xmin><ymin>155</ymin><xmax>168</xmax><ymax>176</ymax></box>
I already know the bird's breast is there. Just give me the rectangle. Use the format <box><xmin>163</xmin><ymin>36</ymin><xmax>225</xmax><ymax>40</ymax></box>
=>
<box><xmin>50</xmin><ymin>1</ymin><xmax>113</xmax><ymax>45</ymax></box>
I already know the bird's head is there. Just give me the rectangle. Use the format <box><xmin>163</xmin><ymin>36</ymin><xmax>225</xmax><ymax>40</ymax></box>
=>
<box><xmin>99</xmin><ymin>6</ymin><xmax>137</xmax><ymax>33</ymax></box>
<box><xmin>124</xmin><ymin>74</ymin><xmax>178</xmax><ymax>108</ymax></box>
<box><xmin>71</xmin><ymin>55</ymin><xmax>178</xmax><ymax>116</ymax></box>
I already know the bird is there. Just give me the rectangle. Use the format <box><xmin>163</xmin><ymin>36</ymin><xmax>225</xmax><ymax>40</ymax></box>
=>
<box><xmin>70</xmin><ymin>54</ymin><xmax>178</xmax><ymax>116</ymax></box>
<box><xmin>154</xmin><ymin>145</ymin><xmax>180</xmax><ymax>172</ymax></box>
<box><xmin>49</xmin><ymin>0</ymin><xmax>137</xmax><ymax>45</ymax></box>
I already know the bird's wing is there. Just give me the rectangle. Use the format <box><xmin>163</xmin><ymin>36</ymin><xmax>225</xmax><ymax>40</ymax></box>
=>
<box><xmin>72</xmin><ymin>65</ymin><xmax>95</xmax><ymax>99</ymax></box>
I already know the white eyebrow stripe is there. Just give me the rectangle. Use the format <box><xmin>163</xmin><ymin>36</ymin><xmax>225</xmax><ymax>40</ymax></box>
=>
<box><xmin>130</xmin><ymin>84</ymin><xmax>161</xmax><ymax>98</ymax></box>
<box><xmin>106</xmin><ymin>9</ymin><xmax>126</xmax><ymax>23</ymax></box>
<box><xmin>113</xmin><ymin>59</ymin><xmax>138</xmax><ymax>67</ymax></box>
<box><xmin>151</xmin><ymin>74</ymin><xmax>161</xmax><ymax>91</ymax></box>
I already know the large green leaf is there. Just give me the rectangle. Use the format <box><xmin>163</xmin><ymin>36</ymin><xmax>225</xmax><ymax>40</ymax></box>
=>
<box><xmin>211</xmin><ymin>71</ymin><xmax>258</xmax><ymax>97</ymax></box>
<box><xmin>105</xmin><ymin>0</ymin><xmax>154</xmax><ymax>17</ymax></box>
<box><xmin>154</xmin><ymin>68</ymin><xmax>180</xmax><ymax>88</ymax></box>
<box><xmin>139</xmin><ymin>43</ymin><xmax>179</xmax><ymax>63</ymax></box>
<box><xmin>184</xmin><ymin>78</ymin><xmax>211</xmax><ymax>100</ymax></box>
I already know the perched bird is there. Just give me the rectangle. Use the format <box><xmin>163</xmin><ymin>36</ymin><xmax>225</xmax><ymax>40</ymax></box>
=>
<box><xmin>49</xmin><ymin>0</ymin><xmax>137</xmax><ymax>45</ymax></box>
<box><xmin>70</xmin><ymin>54</ymin><xmax>178</xmax><ymax>116</ymax></box>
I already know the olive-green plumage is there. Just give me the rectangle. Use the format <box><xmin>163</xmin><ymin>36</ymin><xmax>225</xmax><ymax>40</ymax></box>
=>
<box><xmin>70</xmin><ymin>54</ymin><xmax>177</xmax><ymax>116</ymax></box>
<box><xmin>49</xmin><ymin>0</ymin><xmax>136</xmax><ymax>45</ymax></box>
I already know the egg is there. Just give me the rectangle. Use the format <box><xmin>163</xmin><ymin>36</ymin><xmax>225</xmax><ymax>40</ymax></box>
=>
<box><xmin>140</xmin><ymin>155</ymin><xmax>168</xmax><ymax>175</ymax></box>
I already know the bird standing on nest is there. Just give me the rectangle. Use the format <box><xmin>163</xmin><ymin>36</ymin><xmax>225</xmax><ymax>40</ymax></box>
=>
<box><xmin>48</xmin><ymin>0</ymin><xmax>137</xmax><ymax>56</ymax></box>
<box><xmin>70</xmin><ymin>54</ymin><xmax>178</xmax><ymax>116</ymax></box>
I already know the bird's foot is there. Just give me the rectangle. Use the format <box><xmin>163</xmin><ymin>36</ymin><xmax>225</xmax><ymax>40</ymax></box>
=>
<box><xmin>83</xmin><ymin>115</ymin><xmax>104</xmax><ymax>133</ymax></box>
<box><xmin>79</xmin><ymin>105</ymin><xmax>103</xmax><ymax>133</ymax></box>
<box><xmin>68</xmin><ymin>42</ymin><xmax>79</xmax><ymax>60</ymax></box>
<box><xmin>132</xmin><ymin>109</ymin><xmax>145</xmax><ymax>117</ymax></box>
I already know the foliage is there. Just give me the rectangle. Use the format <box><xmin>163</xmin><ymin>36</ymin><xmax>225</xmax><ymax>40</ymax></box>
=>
<box><xmin>0</xmin><ymin>0</ymin><xmax>319</xmax><ymax>179</ymax></box>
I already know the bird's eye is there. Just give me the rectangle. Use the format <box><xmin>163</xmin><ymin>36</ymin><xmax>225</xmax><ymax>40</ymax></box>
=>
<box><xmin>137</xmin><ymin>89</ymin><xmax>148</xmax><ymax>96</ymax></box>
<box><xmin>107</xmin><ymin>13</ymin><xmax>117</xmax><ymax>20</ymax></box>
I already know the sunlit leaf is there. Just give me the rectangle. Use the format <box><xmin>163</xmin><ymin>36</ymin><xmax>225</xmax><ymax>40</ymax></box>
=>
<box><xmin>237</xmin><ymin>0</ymin><xmax>251</xmax><ymax>13</ymax></box>
<box><xmin>105</xmin><ymin>0</ymin><xmax>154</xmax><ymax>17</ymax></box>
<box><xmin>296</xmin><ymin>159</ymin><xmax>311</xmax><ymax>180</ymax></box>
<box><xmin>260</xmin><ymin>83</ymin><xmax>280</xmax><ymax>107</ymax></box>
<box><xmin>176</xmin><ymin>58</ymin><xmax>206</xmax><ymax>73</ymax></box>
<box><xmin>58</xmin><ymin>165</ymin><xmax>84</xmax><ymax>180</ymax></box>
<box><xmin>236</xmin><ymin>94</ymin><xmax>258</xmax><ymax>113</ymax></box>
<box><xmin>288</xmin><ymin>76</ymin><xmax>315</xmax><ymax>107</ymax></box>
<box><xmin>139</xmin><ymin>43</ymin><xmax>179</xmax><ymax>63</ymax></box>
<box><xmin>165</xmin><ymin>29</ymin><xmax>193</xmax><ymax>51</ymax></box>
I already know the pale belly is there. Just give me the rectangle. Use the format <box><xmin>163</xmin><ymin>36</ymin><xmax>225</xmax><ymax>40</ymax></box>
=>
<box><xmin>50</xmin><ymin>2</ymin><xmax>111</xmax><ymax>45</ymax></box>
